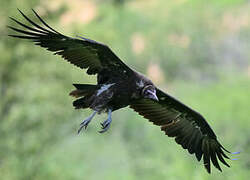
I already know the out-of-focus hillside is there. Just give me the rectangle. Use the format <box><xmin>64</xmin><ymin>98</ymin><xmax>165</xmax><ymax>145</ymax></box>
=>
<box><xmin>1</xmin><ymin>0</ymin><xmax>250</xmax><ymax>179</ymax></box>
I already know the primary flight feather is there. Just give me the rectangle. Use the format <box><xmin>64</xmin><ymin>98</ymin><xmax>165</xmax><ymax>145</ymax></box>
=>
<box><xmin>8</xmin><ymin>9</ymin><xmax>233</xmax><ymax>173</ymax></box>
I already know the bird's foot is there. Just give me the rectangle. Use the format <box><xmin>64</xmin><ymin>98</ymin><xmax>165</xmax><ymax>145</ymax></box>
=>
<box><xmin>99</xmin><ymin>109</ymin><xmax>112</xmax><ymax>133</ymax></box>
<box><xmin>99</xmin><ymin>119</ymin><xmax>111</xmax><ymax>133</ymax></box>
<box><xmin>78</xmin><ymin>111</ymin><xmax>97</xmax><ymax>134</ymax></box>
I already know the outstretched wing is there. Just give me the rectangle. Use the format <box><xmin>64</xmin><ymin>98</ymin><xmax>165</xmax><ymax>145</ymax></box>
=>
<box><xmin>8</xmin><ymin>9</ymin><xmax>131</xmax><ymax>75</ymax></box>
<box><xmin>130</xmin><ymin>88</ymin><xmax>231</xmax><ymax>173</ymax></box>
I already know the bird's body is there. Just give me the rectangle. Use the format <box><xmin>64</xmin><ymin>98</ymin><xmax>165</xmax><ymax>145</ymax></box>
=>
<box><xmin>72</xmin><ymin>69</ymin><xmax>155</xmax><ymax>112</ymax></box>
<box><xmin>9</xmin><ymin>9</ymin><xmax>235</xmax><ymax>173</ymax></box>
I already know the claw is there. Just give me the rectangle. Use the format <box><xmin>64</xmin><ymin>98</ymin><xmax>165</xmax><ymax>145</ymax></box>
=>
<box><xmin>78</xmin><ymin>111</ymin><xmax>97</xmax><ymax>134</ymax></box>
<box><xmin>99</xmin><ymin>109</ymin><xmax>112</xmax><ymax>133</ymax></box>
<box><xmin>100</xmin><ymin>119</ymin><xmax>110</xmax><ymax>128</ymax></box>
<box><xmin>99</xmin><ymin>123</ymin><xmax>111</xmax><ymax>133</ymax></box>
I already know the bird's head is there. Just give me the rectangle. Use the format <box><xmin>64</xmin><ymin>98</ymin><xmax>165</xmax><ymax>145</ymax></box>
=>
<box><xmin>141</xmin><ymin>85</ymin><xmax>159</xmax><ymax>101</ymax></box>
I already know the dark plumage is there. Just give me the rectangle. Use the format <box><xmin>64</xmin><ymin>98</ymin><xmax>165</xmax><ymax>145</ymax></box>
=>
<box><xmin>8</xmin><ymin>9</ymin><xmax>235</xmax><ymax>173</ymax></box>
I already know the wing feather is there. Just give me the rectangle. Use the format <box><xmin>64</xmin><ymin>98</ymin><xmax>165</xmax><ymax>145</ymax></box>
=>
<box><xmin>130</xmin><ymin>88</ymin><xmax>231</xmax><ymax>173</ymax></box>
<box><xmin>8</xmin><ymin>9</ymin><xmax>132</xmax><ymax>76</ymax></box>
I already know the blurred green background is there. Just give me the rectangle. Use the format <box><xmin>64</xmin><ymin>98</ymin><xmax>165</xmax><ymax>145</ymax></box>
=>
<box><xmin>1</xmin><ymin>0</ymin><xmax>250</xmax><ymax>179</ymax></box>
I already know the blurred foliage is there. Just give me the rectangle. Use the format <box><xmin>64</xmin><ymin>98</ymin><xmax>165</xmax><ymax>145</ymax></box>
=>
<box><xmin>1</xmin><ymin>0</ymin><xmax>250</xmax><ymax>179</ymax></box>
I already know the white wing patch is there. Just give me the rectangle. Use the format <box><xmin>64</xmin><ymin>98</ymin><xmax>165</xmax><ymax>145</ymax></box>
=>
<box><xmin>97</xmin><ymin>83</ymin><xmax>115</xmax><ymax>96</ymax></box>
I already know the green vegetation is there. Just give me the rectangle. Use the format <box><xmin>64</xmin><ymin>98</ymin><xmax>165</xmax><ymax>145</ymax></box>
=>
<box><xmin>1</xmin><ymin>0</ymin><xmax>250</xmax><ymax>179</ymax></box>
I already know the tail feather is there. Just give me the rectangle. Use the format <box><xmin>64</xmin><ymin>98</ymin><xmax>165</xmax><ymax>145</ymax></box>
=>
<box><xmin>70</xmin><ymin>84</ymin><xmax>99</xmax><ymax>109</ymax></box>
<box><xmin>72</xmin><ymin>84</ymin><xmax>99</xmax><ymax>90</ymax></box>
<box><xmin>69</xmin><ymin>89</ymin><xmax>88</xmax><ymax>98</ymax></box>
<box><xmin>69</xmin><ymin>84</ymin><xmax>99</xmax><ymax>98</ymax></box>
<box><xmin>73</xmin><ymin>97</ymin><xmax>89</xmax><ymax>109</ymax></box>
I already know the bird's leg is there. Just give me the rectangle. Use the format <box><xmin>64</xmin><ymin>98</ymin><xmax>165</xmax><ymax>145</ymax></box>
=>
<box><xmin>78</xmin><ymin>111</ymin><xmax>97</xmax><ymax>134</ymax></box>
<box><xmin>99</xmin><ymin>109</ymin><xmax>112</xmax><ymax>133</ymax></box>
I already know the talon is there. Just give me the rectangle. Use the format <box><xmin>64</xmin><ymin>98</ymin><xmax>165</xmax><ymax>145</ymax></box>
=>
<box><xmin>78</xmin><ymin>126</ymin><xmax>84</xmax><ymax>134</ymax></box>
<box><xmin>100</xmin><ymin>122</ymin><xmax>105</xmax><ymax>128</ymax></box>
<box><xmin>99</xmin><ymin>123</ymin><xmax>111</xmax><ymax>133</ymax></box>
<box><xmin>99</xmin><ymin>109</ymin><xmax>112</xmax><ymax>133</ymax></box>
<box><xmin>77</xmin><ymin>111</ymin><xmax>97</xmax><ymax>134</ymax></box>
<box><xmin>77</xmin><ymin>120</ymin><xmax>90</xmax><ymax>134</ymax></box>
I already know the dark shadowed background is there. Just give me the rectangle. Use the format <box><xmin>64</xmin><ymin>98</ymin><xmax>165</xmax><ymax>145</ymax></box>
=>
<box><xmin>1</xmin><ymin>0</ymin><xmax>250</xmax><ymax>179</ymax></box>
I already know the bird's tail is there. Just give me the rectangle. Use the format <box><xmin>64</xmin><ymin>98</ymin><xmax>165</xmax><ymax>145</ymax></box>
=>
<box><xmin>69</xmin><ymin>84</ymin><xmax>99</xmax><ymax>109</ymax></box>
<box><xmin>69</xmin><ymin>84</ymin><xmax>99</xmax><ymax>98</ymax></box>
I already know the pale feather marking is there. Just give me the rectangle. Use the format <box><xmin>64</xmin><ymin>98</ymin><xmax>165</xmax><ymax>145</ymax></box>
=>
<box><xmin>97</xmin><ymin>83</ymin><xmax>115</xmax><ymax>96</ymax></box>
<box><xmin>136</xmin><ymin>80</ymin><xmax>144</xmax><ymax>88</ymax></box>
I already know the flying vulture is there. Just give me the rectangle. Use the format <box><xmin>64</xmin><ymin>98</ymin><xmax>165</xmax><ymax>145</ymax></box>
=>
<box><xmin>8</xmin><ymin>9</ymin><xmax>235</xmax><ymax>173</ymax></box>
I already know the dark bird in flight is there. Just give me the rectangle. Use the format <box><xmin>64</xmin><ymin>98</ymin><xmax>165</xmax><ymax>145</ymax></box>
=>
<box><xmin>8</xmin><ymin>9</ymin><xmax>235</xmax><ymax>173</ymax></box>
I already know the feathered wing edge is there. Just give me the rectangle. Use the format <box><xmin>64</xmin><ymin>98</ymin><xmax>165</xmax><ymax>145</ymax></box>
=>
<box><xmin>8</xmin><ymin>9</ymin><xmax>62</xmax><ymax>39</ymax></box>
<box><xmin>130</xmin><ymin>88</ymin><xmax>237</xmax><ymax>173</ymax></box>
<box><xmin>8</xmin><ymin>9</ymin><xmax>111</xmax><ymax>74</ymax></box>
<box><xmin>8</xmin><ymin>9</ymin><xmax>133</xmax><ymax>76</ymax></box>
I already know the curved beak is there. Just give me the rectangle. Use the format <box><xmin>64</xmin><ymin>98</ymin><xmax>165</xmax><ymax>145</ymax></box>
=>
<box><xmin>147</xmin><ymin>90</ymin><xmax>159</xmax><ymax>101</ymax></box>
